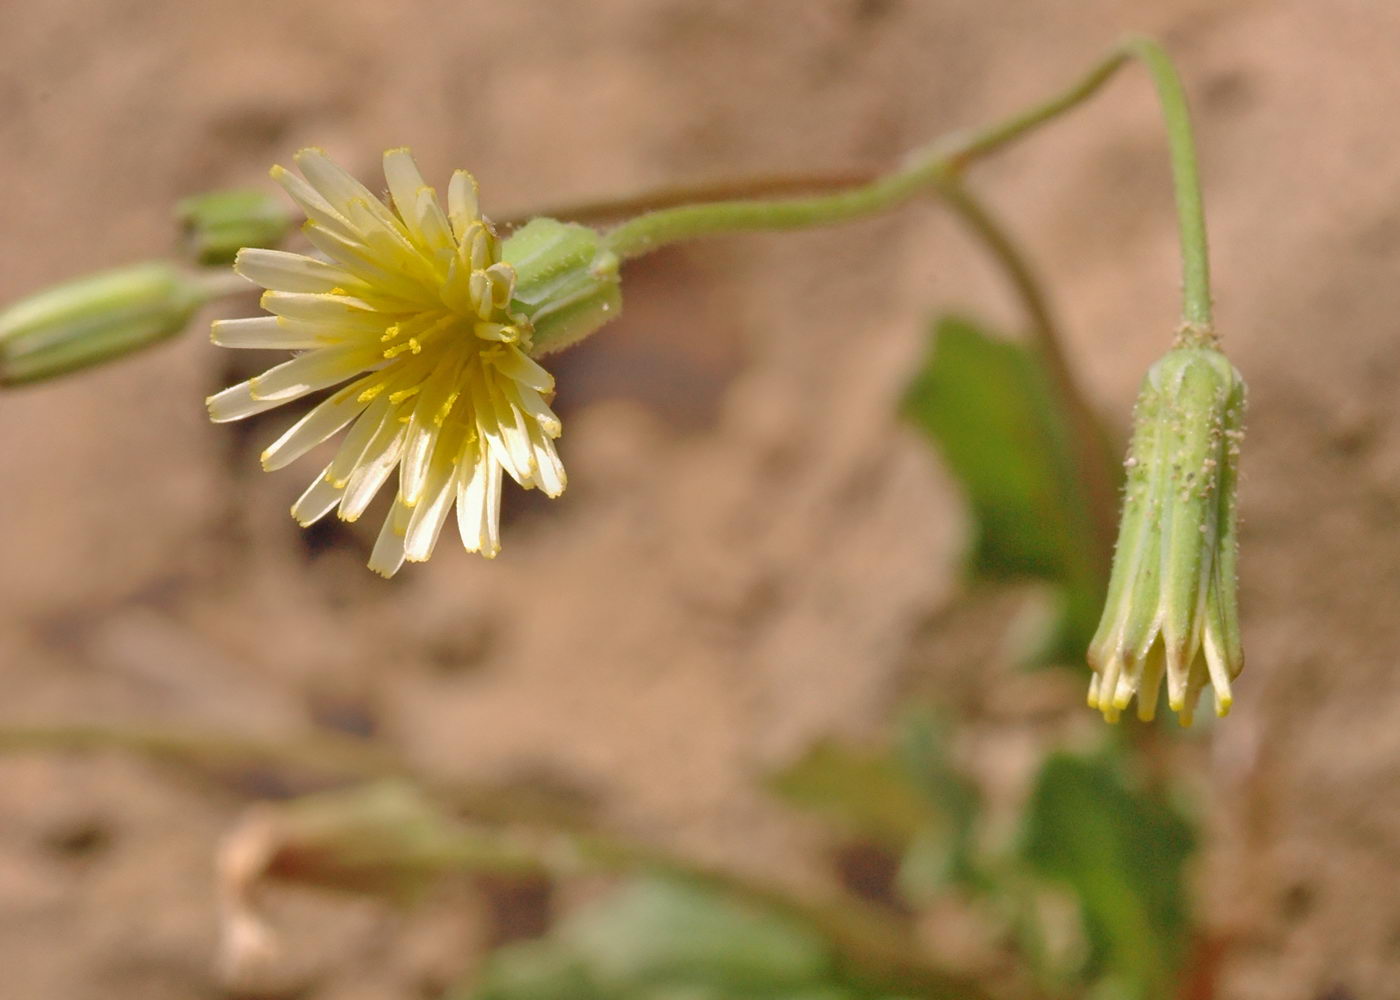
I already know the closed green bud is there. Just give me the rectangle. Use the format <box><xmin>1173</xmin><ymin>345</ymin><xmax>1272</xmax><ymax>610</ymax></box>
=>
<box><xmin>0</xmin><ymin>262</ymin><xmax>212</xmax><ymax>386</ymax></box>
<box><xmin>1087</xmin><ymin>340</ymin><xmax>1245</xmax><ymax>726</ymax></box>
<box><xmin>177</xmin><ymin>189</ymin><xmax>293</xmax><ymax>266</ymax></box>
<box><xmin>502</xmin><ymin>217</ymin><xmax>621</xmax><ymax>356</ymax></box>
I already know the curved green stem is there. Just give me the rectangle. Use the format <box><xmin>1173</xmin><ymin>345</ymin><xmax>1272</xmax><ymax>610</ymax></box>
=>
<box><xmin>1120</xmin><ymin>35</ymin><xmax>1214</xmax><ymax>333</ymax></box>
<box><xmin>599</xmin><ymin>46</ymin><xmax>1127</xmax><ymax>258</ymax></box>
<box><xmin>600</xmin><ymin>36</ymin><xmax>1214</xmax><ymax>333</ymax></box>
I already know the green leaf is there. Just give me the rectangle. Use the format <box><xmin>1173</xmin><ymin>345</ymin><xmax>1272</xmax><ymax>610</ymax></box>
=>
<box><xmin>1019</xmin><ymin>752</ymin><xmax>1195</xmax><ymax>1000</ymax></box>
<box><xmin>903</xmin><ymin>315</ymin><xmax>1088</xmax><ymax>580</ymax></box>
<box><xmin>568</xmin><ymin>878</ymin><xmax>835</xmax><ymax>991</ymax></box>
<box><xmin>767</xmin><ymin>720</ymin><xmax>985</xmax><ymax>902</ymax></box>
<box><xmin>894</xmin><ymin>713</ymin><xmax>981</xmax><ymax>894</ymax></box>
<box><xmin>469</xmin><ymin>941</ymin><xmax>602</xmax><ymax>1000</ymax></box>
<box><xmin>767</xmin><ymin>742</ymin><xmax>941</xmax><ymax>849</ymax></box>
<box><xmin>465</xmin><ymin>877</ymin><xmax>858</xmax><ymax>1000</ymax></box>
<box><xmin>901</xmin><ymin>315</ymin><xmax>1110</xmax><ymax>662</ymax></box>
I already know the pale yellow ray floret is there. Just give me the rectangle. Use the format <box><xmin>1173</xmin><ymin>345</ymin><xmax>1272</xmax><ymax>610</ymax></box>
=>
<box><xmin>206</xmin><ymin>147</ymin><xmax>566</xmax><ymax>576</ymax></box>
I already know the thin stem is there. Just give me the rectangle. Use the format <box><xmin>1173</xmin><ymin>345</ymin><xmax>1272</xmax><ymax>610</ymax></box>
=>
<box><xmin>1120</xmin><ymin>35</ymin><xmax>1214</xmax><ymax>333</ymax></box>
<box><xmin>599</xmin><ymin>37</ymin><xmax>1214</xmax><ymax>334</ymax></box>
<box><xmin>0</xmin><ymin>723</ymin><xmax>410</xmax><ymax>780</ymax></box>
<box><xmin>498</xmin><ymin>168</ymin><xmax>880</xmax><ymax>229</ymax></box>
<box><xmin>942</xmin><ymin>50</ymin><xmax>1130</xmax><ymax>168</ymax></box>
<box><xmin>935</xmin><ymin>180</ymin><xmax>1119</xmax><ymax>572</ymax></box>
<box><xmin>601</xmin><ymin>48</ymin><xmax>1132</xmax><ymax>259</ymax></box>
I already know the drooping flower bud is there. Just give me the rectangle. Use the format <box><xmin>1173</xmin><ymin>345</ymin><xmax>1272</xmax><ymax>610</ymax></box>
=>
<box><xmin>502</xmin><ymin>217</ymin><xmax>621</xmax><ymax>356</ymax></box>
<box><xmin>177</xmin><ymin>189</ymin><xmax>294</xmax><ymax>266</ymax></box>
<box><xmin>1087</xmin><ymin>338</ymin><xmax>1245</xmax><ymax>725</ymax></box>
<box><xmin>0</xmin><ymin>262</ymin><xmax>212</xmax><ymax>386</ymax></box>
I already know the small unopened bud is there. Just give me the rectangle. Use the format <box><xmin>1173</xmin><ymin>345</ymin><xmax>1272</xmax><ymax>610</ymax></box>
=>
<box><xmin>1088</xmin><ymin>339</ymin><xmax>1245</xmax><ymax>726</ymax></box>
<box><xmin>177</xmin><ymin>189</ymin><xmax>294</xmax><ymax>266</ymax></box>
<box><xmin>502</xmin><ymin>217</ymin><xmax>621</xmax><ymax>356</ymax></box>
<box><xmin>0</xmin><ymin>262</ymin><xmax>212</xmax><ymax>386</ymax></box>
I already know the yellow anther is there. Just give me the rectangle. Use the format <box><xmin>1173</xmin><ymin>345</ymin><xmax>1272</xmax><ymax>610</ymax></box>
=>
<box><xmin>435</xmin><ymin>390</ymin><xmax>459</xmax><ymax>426</ymax></box>
<box><xmin>381</xmin><ymin>337</ymin><xmax>422</xmax><ymax>360</ymax></box>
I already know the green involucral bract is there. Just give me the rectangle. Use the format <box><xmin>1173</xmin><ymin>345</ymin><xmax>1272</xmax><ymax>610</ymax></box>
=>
<box><xmin>1087</xmin><ymin>340</ymin><xmax>1245</xmax><ymax>726</ymax></box>
<box><xmin>502</xmin><ymin>217</ymin><xmax>621</xmax><ymax>357</ymax></box>
<box><xmin>178</xmin><ymin>188</ymin><xmax>294</xmax><ymax>266</ymax></box>
<box><xmin>0</xmin><ymin>262</ymin><xmax>211</xmax><ymax>386</ymax></box>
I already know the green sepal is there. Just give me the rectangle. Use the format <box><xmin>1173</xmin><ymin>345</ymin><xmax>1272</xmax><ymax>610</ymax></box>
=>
<box><xmin>502</xmin><ymin>218</ymin><xmax>622</xmax><ymax>356</ymax></box>
<box><xmin>1151</xmin><ymin>350</ymin><xmax>1238</xmax><ymax>681</ymax></box>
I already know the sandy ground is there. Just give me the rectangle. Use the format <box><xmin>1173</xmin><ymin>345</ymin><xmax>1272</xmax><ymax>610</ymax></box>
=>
<box><xmin>2</xmin><ymin>1</ymin><xmax>1399</xmax><ymax>998</ymax></box>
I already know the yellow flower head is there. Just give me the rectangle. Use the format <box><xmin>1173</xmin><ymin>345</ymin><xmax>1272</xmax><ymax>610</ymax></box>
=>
<box><xmin>207</xmin><ymin>148</ymin><xmax>565</xmax><ymax>576</ymax></box>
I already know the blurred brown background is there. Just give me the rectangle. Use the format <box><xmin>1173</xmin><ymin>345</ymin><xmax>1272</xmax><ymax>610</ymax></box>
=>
<box><xmin>2</xmin><ymin>0</ymin><xmax>1398</xmax><ymax>997</ymax></box>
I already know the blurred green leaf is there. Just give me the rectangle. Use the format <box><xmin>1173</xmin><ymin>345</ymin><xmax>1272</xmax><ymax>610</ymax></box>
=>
<box><xmin>466</xmin><ymin>877</ymin><xmax>862</xmax><ymax>1000</ymax></box>
<box><xmin>901</xmin><ymin>314</ymin><xmax>1108</xmax><ymax>662</ymax></box>
<box><xmin>1017</xmin><ymin>581</ymin><xmax>1109</xmax><ymax>672</ymax></box>
<box><xmin>568</xmin><ymin>878</ymin><xmax>835</xmax><ymax>991</ymax></box>
<box><xmin>903</xmin><ymin>315</ymin><xmax>1087</xmax><ymax>580</ymax></box>
<box><xmin>468</xmin><ymin>940</ymin><xmax>604</xmax><ymax>1000</ymax></box>
<box><xmin>1020</xmin><ymin>753</ymin><xmax>1194</xmax><ymax>1000</ymax></box>
<box><xmin>768</xmin><ymin>718</ymin><xmax>985</xmax><ymax>903</ymax></box>
<box><xmin>767</xmin><ymin>742</ymin><xmax>940</xmax><ymax>849</ymax></box>
<box><xmin>894</xmin><ymin>713</ymin><xmax>981</xmax><ymax>895</ymax></box>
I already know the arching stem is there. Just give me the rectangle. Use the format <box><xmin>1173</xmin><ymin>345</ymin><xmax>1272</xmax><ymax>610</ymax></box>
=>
<box><xmin>599</xmin><ymin>36</ymin><xmax>1214</xmax><ymax>336</ymax></box>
